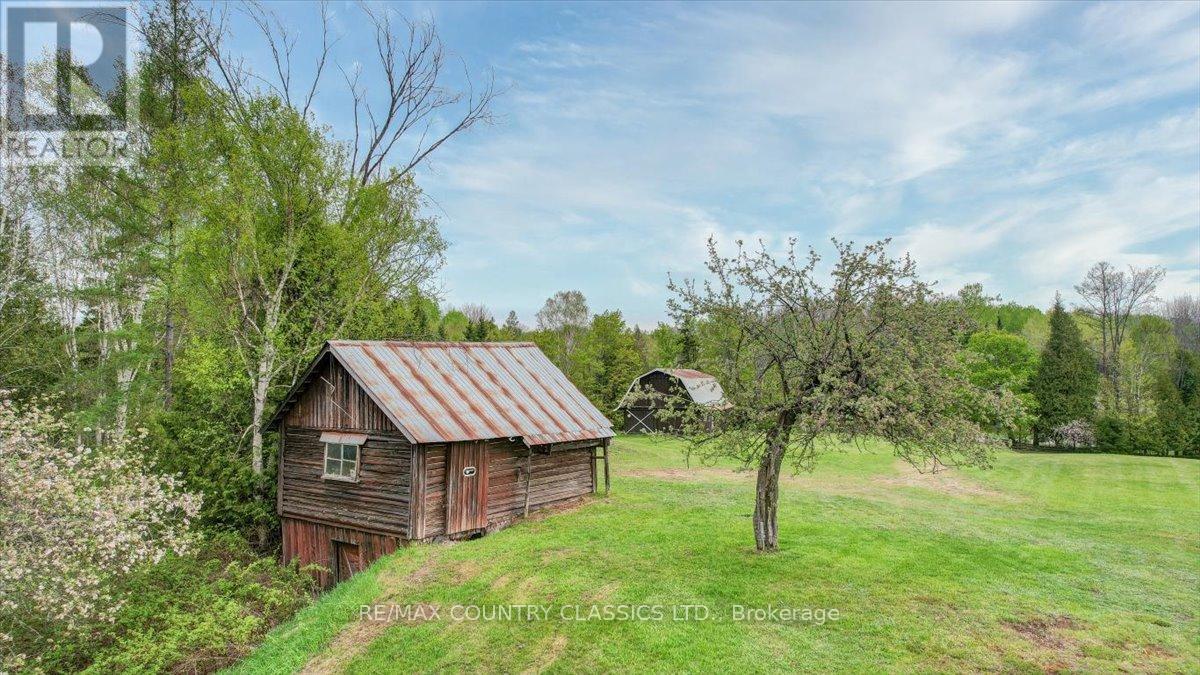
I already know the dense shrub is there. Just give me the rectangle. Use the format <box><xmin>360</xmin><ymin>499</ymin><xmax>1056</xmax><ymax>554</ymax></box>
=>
<box><xmin>154</xmin><ymin>341</ymin><xmax>277</xmax><ymax>540</ymax></box>
<box><xmin>1094</xmin><ymin>415</ymin><xmax>1168</xmax><ymax>456</ymax></box>
<box><xmin>38</xmin><ymin>533</ymin><xmax>316</xmax><ymax>674</ymax></box>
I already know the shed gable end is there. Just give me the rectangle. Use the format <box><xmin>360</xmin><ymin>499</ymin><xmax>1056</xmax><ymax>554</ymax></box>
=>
<box><xmin>284</xmin><ymin>354</ymin><xmax>399</xmax><ymax>433</ymax></box>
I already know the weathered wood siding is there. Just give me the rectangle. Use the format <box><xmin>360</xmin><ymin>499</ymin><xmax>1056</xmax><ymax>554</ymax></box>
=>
<box><xmin>279</xmin><ymin>427</ymin><xmax>412</xmax><ymax>537</ymax></box>
<box><xmin>415</xmin><ymin>438</ymin><xmax>595</xmax><ymax>538</ymax></box>
<box><xmin>422</xmin><ymin>444</ymin><xmax>449</xmax><ymax>536</ymax></box>
<box><xmin>488</xmin><ymin>441</ymin><xmax>595</xmax><ymax>521</ymax></box>
<box><xmin>281</xmin><ymin>517</ymin><xmax>401</xmax><ymax>589</ymax></box>
<box><xmin>284</xmin><ymin>354</ymin><xmax>398</xmax><ymax>432</ymax></box>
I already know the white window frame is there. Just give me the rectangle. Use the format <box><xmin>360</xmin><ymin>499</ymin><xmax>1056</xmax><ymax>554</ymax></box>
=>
<box><xmin>323</xmin><ymin>442</ymin><xmax>360</xmax><ymax>481</ymax></box>
<box><xmin>319</xmin><ymin>432</ymin><xmax>367</xmax><ymax>482</ymax></box>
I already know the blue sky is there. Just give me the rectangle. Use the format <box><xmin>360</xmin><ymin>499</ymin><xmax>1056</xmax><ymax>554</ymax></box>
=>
<box><xmin>226</xmin><ymin>1</ymin><xmax>1200</xmax><ymax>328</ymax></box>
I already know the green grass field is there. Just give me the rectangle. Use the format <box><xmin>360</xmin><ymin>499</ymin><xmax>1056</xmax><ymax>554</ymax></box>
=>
<box><xmin>231</xmin><ymin>435</ymin><xmax>1200</xmax><ymax>673</ymax></box>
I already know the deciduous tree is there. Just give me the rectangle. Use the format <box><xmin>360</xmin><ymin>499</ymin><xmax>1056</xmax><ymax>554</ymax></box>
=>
<box><xmin>669</xmin><ymin>238</ymin><xmax>1007</xmax><ymax>552</ymax></box>
<box><xmin>1075</xmin><ymin>262</ymin><xmax>1163</xmax><ymax>413</ymax></box>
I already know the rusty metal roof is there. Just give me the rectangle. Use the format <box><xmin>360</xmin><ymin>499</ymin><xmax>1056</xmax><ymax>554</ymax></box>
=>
<box><xmin>308</xmin><ymin>341</ymin><xmax>613</xmax><ymax>447</ymax></box>
<box><xmin>617</xmin><ymin>368</ymin><xmax>729</xmax><ymax>409</ymax></box>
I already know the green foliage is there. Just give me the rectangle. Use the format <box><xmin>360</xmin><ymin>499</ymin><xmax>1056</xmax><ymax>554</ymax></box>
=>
<box><xmin>500</xmin><ymin>311</ymin><xmax>523</xmax><ymax>339</ymax></box>
<box><xmin>39</xmin><ymin>534</ymin><xmax>315</xmax><ymax>674</ymax></box>
<box><xmin>0</xmin><ymin>218</ymin><xmax>60</xmax><ymax>399</ymax></box>
<box><xmin>1094</xmin><ymin>415</ymin><xmax>1167</xmax><ymax>456</ymax></box>
<box><xmin>464</xmin><ymin>317</ymin><xmax>499</xmax><ymax>341</ymax></box>
<box><xmin>962</xmin><ymin>330</ymin><xmax>1038</xmax><ymax>392</ymax></box>
<box><xmin>576</xmin><ymin>311</ymin><xmax>644</xmax><ymax>418</ymax></box>
<box><xmin>1151</xmin><ymin>349</ymin><xmax>1200</xmax><ymax>457</ymax></box>
<box><xmin>961</xmin><ymin>330</ymin><xmax>1038</xmax><ymax>436</ymax></box>
<box><xmin>649</xmin><ymin>322</ymin><xmax>681</xmax><ymax>367</ymax></box>
<box><xmin>677</xmin><ymin>317</ymin><xmax>699</xmax><ymax>367</ymax></box>
<box><xmin>957</xmin><ymin>283</ymin><xmax>1043</xmax><ymax>335</ymax></box>
<box><xmin>154</xmin><ymin>340</ymin><xmax>274</xmax><ymax>536</ymax></box>
<box><xmin>440</xmin><ymin>310</ymin><xmax>469</xmax><ymax>341</ymax></box>
<box><xmin>1029</xmin><ymin>297</ymin><xmax>1099</xmax><ymax>436</ymax></box>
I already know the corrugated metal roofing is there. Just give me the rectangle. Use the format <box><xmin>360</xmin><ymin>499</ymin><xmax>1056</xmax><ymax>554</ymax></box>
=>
<box><xmin>618</xmin><ymin>368</ymin><xmax>729</xmax><ymax>408</ymax></box>
<box><xmin>319</xmin><ymin>341</ymin><xmax>613</xmax><ymax>447</ymax></box>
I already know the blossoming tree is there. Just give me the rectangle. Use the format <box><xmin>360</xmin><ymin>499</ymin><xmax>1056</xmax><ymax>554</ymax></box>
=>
<box><xmin>0</xmin><ymin>396</ymin><xmax>200</xmax><ymax>669</ymax></box>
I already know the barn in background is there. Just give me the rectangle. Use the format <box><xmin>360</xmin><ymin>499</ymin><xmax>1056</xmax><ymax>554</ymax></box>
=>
<box><xmin>616</xmin><ymin>368</ymin><xmax>728</xmax><ymax>433</ymax></box>
<box><xmin>266</xmin><ymin>340</ymin><xmax>613</xmax><ymax>588</ymax></box>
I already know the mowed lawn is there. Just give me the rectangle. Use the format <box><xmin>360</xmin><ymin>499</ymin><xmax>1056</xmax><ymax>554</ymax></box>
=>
<box><xmin>232</xmin><ymin>435</ymin><xmax>1200</xmax><ymax>673</ymax></box>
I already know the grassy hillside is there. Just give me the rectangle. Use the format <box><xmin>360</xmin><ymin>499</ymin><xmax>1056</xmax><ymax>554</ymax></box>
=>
<box><xmin>232</xmin><ymin>436</ymin><xmax>1200</xmax><ymax>673</ymax></box>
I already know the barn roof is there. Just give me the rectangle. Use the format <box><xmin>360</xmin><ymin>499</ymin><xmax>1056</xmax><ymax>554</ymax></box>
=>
<box><xmin>617</xmin><ymin>368</ymin><xmax>729</xmax><ymax>409</ymax></box>
<box><xmin>269</xmin><ymin>341</ymin><xmax>613</xmax><ymax>447</ymax></box>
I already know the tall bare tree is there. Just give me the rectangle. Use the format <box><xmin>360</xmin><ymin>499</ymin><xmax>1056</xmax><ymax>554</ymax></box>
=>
<box><xmin>191</xmin><ymin>2</ymin><xmax>489</xmax><ymax>475</ymax></box>
<box><xmin>536</xmin><ymin>290</ymin><xmax>590</xmax><ymax>364</ymax></box>
<box><xmin>1163</xmin><ymin>294</ymin><xmax>1199</xmax><ymax>354</ymax></box>
<box><xmin>460</xmin><ymin>303</ymin><xmax>494</xmax><ymax>326</ymax></box>
<box><xmin>1074</xmin><ymin>262</ymin><xmax>1164</xmax><ymax>413</ymax></box>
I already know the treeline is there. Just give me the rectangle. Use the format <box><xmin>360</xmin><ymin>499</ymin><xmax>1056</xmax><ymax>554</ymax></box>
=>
<box><xmin>415</xmin><ymin>291</ymin><xmax>701</xmax><ymax>419</ymax></box>
<box><xmin>464</xmin><ymin>274</ymin><xmax>1198</xmax><ymax>460</ymax></box>
<box><xmin>951</xmin><ymin>275</ymin><xmax>1197</xmax><ymax>456</ymax></box>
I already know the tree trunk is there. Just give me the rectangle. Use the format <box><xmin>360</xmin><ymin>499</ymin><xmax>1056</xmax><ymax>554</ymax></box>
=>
<box><xmin>752</xmin><ymin>414</ymin><xmax>794</xmax><ymax>552</ymax></box>
<box><xmin>163</xmin><ymin>217</ymin><xmax>176</xmax><ymax>408</ymax></box>
<box><xmin>250</xmin><ymin>370</ymin><xmax>269</xmax><ymax>475</ymax></box>
<box><xmin>753</xmin><ymin>446</ymin><xmax>784</xmax><ymax>552</ymax></box>
<box><xmin>113</xmin><ymin>366</ymin><xmax>136</xmax><ymax>442</ymax></box>
<box><xmin>249</xmin><ymin>331</ymin><xmax>279</xmax><ymax>475</ymax></box>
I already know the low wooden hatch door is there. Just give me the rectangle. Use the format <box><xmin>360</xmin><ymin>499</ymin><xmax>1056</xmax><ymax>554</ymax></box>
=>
<box><xmin>447</xmin><ymin>441</ymin><xmax>489</xmax><ymax>534</ymax></box>
<box><xmin>333</xmin><ymin>540</ymin><xmax>361</xmax><ymax>584</ymax></box>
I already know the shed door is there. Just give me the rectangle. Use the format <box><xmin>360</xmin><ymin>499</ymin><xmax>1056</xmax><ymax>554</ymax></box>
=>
<box><xmin>333</xmin><ymin>540</ymin><xmax>361</xmax><ymax>584</ymax></box>
<box><xmin>446</xmin><ymin>441</ymin><xmax>489</xmax><ymax>534</ymax></box>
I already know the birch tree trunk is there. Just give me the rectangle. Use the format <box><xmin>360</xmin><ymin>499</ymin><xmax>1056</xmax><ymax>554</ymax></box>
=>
<box><xmin>249</xmin><ymin>346</ymin><xmax>275</xmax><ymax>475</ymax></box>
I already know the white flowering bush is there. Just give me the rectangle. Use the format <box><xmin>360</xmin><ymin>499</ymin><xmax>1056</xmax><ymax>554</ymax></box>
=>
<box><xmin>1052</xmin><ymin>419</ymin><xmax>1096</xmax><ymax>448</ymax></box>
<box><xmin>0</xmin><ymin>396</ymin><xmax>201</xmax><ymax>670</ymax></box>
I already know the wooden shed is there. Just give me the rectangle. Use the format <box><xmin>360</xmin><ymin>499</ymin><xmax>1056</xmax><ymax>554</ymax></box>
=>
<box><xmin>616</xmin><ymin>368</ymin><xmax>728</xmax><ymax>433</ymax></box>
<box><xmin>266</xmin><ymin>340</ymin><xmax>613</xmax><ymax>587</ymax></box>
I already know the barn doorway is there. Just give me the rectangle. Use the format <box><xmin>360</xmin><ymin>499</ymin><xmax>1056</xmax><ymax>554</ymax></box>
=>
<box><xmin>447</xmin><ymin>441</ymin><xmax>489</xmax><ymax>534</ymax></box>
<box><xmin>333</xmin><ymin>540</ymin><xmax>361</xmax><ymax>584</ymax></box>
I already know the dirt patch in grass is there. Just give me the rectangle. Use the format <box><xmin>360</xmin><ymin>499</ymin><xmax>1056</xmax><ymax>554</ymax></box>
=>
<box><xmin>874</xmin><ymin>461</ymin><xmax>1015</xmax><ymax>501</ymax></box>
<box><xmin>1003</xmin><ymin>615</ymin><xmax>1079</xmax><ymax>650</ymax></box>
<box><xmin>451</xmin><ymin>560</ymin><xmax>484</xmax><ymax>584</ymax></box>
<box><xmin>298</xmin><ymin>619</ymin><xmax>391</xmax><ymax>675</ymax></box>
<box><xmin>1001</xmin><ymin>615</ymin><xmax>1086</xmax><ymax>674</ymax></box>
<box><xmin>522</xmin><ymin>634</ymin><xmax>568</xmax><ymax>675</ymax></box>
<box><xmin>509</xmin><ymin>576</ymin><xmax>543</xmax><ymax>604</ymax></box>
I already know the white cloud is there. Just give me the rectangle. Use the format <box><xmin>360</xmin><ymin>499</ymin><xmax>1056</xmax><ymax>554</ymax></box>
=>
<box><xmin>412</xmin><ymin>2</ymin><xmax>1200</xmax><ymax>320</ymax></box>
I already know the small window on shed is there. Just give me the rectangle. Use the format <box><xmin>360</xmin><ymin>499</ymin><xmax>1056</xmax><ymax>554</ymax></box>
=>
<box><xmin>323</xmin><ymin>442</ymin><xmax>359</xmax><ymax>480</ymax></box>
<box><xmin>319</xmin><ymin>432</ymin><xmax>367</xmax><ymax>481</ymax></box>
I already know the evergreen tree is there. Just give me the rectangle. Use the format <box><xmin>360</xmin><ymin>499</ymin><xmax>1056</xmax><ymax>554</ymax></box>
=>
<box><xmin>410</xmin><ymin>293</ymin><xmax>431</xmax><ymax>339</ymax></box>
<box><xmin>677</xmin><ymin>317</ymin><xmax>699</xmax><ymax>367</ymax></box>
<box><xmin>1029</xmin><ymin>295</ymin><xmax>1099</xmax><ymax>441</ymax></box>
<box><xmin>502</xmin><ymin>311</ymin><xmax>522</xmax><ymax>338</ymax></box>
<box><xmin>576</xmin><ymin>311</ymin><xmax>643</xmax><ymax>416</ymax></box>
